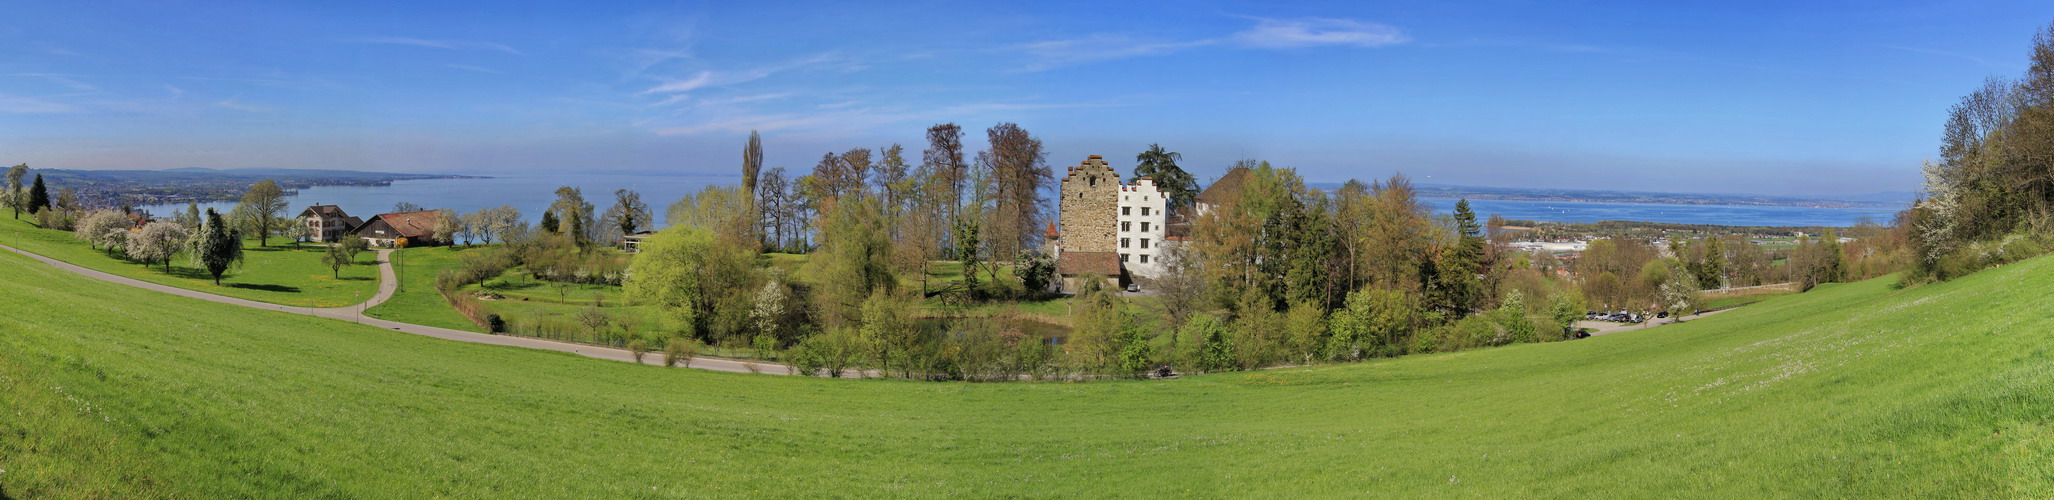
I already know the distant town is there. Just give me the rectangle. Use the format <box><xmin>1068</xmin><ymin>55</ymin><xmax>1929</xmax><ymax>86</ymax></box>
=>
<box><xmin>38</xmin><ymin>167</ymin><xmax>481</xmax><ymax>209</ymax></box>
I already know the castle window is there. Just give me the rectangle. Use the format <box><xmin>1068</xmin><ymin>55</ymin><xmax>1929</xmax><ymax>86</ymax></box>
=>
<box><xmin>1122</xmin><ymin>221</ymin><xmax>1131</xmax><ymax>232</ymax></box>
<box><xmin>1122</xmin><ymin>207</ymin><xmax>1131</xmax><ymax>216</ymax></box>
<box><xmin>1120</xmin><ymin>238</ymin><xmax>1130</xmax><ymax>248</ymax></box>
<box><xmin>1141</xmin><ymin>207</ymin><xmax>1150</xmax><ymax>216</ymax></box>
<box><xmin>1140</xmin><ymin>254</ymin><xmax>1150</xmax><ymax>264</ymax></box>
<box><xmin>1120</xmin><ymin>253</ymin><xmax>1130</xmax><ymax>263</ymax></box>
<box><xmin>1089</xmin><ymin>176</ymin><xmax>1097</xmax><ymax>187</ymax></box>
<box><xmin>1141</xmin><ymin>222</ymin><xmax>1150</xmax><ymax>232</ymax></box>
<box><xmin>1141</xmin><ymin>238</ymin><xmax>1150</xmax><ymax>249</ymax></box>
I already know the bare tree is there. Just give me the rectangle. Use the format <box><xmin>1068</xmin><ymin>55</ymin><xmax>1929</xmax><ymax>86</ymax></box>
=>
<box><xmin>980</xmin><ymin>122</ymin><xmax>1051</xmax><ymax>263</ymax></box>
<box><xmin>924</xmin><ymin>123</ymin><xmax>967</xmax><ymax>249</ymax></box>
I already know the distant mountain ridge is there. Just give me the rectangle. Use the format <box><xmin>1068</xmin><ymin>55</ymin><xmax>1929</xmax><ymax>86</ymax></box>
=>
<box><xmin>1302</xmin><ymin>181</ymin><xmax>1911</xmax><ymax>208</ymax></box>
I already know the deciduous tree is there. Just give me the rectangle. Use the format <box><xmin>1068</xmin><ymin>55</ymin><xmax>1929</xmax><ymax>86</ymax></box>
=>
<box><xmin>130</xmin><ymin>222</ymin><xmax>189</xmax><ymax>271</ymax></box>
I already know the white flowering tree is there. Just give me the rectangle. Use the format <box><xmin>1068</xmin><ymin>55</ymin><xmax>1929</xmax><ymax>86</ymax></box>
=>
<box><xmin>130</xmin><ymin>222</ymin><xmax>190</xmax><ymax>272</ymax></box>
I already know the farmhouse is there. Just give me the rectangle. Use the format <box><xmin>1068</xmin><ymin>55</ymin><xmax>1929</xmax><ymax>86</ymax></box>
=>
<box><xmin>298</xmin><ymin>204</ymin><xmax>363</xmax><ymax>242</ymax></box>
<box><xmin>354</xmin><ymin>209</ymin><xmax>444</xmax><ymax>248</ymax></box>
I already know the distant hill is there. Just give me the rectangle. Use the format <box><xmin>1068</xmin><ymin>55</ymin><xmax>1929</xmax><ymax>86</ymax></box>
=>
<box><xmin>1302</xmin><ymin>181</ymin><xmax>1910</xmax><ymax>208</ymax></box>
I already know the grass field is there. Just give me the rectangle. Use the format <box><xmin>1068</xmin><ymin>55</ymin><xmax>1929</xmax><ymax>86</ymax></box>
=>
<box><xmin>0</xmin><ymin>214</ymin><xmax>379</xmax><ymax>307</ymax></box>
<box><xmin>363</xmin><ymin>245</ymin><xmax>490</xmax><ymax>332</ymax></box>
<box><xmin>6</xmin><ymin>241</ymin><xmax>2053</xmax><ymax>496</ymax></box>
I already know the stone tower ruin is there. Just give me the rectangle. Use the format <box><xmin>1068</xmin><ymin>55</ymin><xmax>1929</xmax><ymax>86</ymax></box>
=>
<box><xmin>1058</xmin><ymin>155</ymin><xmax>1120</xmax><ymax>254</ymax></box>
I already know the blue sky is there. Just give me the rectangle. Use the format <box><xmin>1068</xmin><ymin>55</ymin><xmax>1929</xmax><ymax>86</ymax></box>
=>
<box><xmin>4</xmin><ymin>1</ymin><xmax>2053</xmax><ymax>197</ymax></box>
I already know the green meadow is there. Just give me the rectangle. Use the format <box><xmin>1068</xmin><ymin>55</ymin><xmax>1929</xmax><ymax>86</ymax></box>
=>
<box><xmin>0</xmin><ymin>215</ymin><xmax>378</xmax><ymax>308</ymax></box>
<box><xmin>3</xmin><ymin>245</ymin><xmax>2051</xmax><ymax>497</ymax></box>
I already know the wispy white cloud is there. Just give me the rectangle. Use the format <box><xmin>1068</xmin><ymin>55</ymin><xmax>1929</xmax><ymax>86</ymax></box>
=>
<box><xmin>12</xmin><ymin>73</ymin><xmax>98</xmax><ymax>91</ymax></box>
<box><xmin>702</xmin><ymin>92</ymin><xmax>794</xmax><ymax>105</ymax></box>
<box><xmin>1882</xmin><ymin>45</ymin><xmax>2015</xmax><ymax>70</ymax></box>
<box><xmin>1229</xmin><ymin>17</ymin><xmax>1408</xmax><ymax>48</ymax></box>
<box><xmin>1016</xmin><ymin>16</ymin><xmax>1409</xmax><ymax>71</ymax></box>
<box><xmin>640</xmin><ymin>53</ymin><xmax>842</xmax><ymax>96</ymax></box>
<box><xmin>0</xmin><ymin>93</ymin><xmax>79</xmax><ymax>114</ymax></box>
<box><xmin>213</xmin><ymin>98</ymin><xmax>271</xmax><ymax>113</ymax></box>
<box><xmin>356</xmin><ymin>37</ymin><xmax>524</xmax><ymax>56</ymax></box>
<box><xmin>165</xmin><ymin>85</ymin><xmax>185</xmax><ymax>100</ymax></box>
<box><xmin>1018</xmin><ymin>36</ymin><xmax>1218</xmax><ymax>71</ymax></box>
<box><xmin>645</xmin><ymin>71</ymin><xmax>715</xmax><ymax>94</ymax></box>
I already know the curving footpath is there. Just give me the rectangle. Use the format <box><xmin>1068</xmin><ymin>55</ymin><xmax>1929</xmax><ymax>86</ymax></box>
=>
<box><xmin>1</xmin><ymin>243</ymin><xmax>804</xmax><ymax>376</ymax></box>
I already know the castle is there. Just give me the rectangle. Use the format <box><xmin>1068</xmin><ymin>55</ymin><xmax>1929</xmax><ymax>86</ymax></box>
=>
<box><xmin>1048</xmin><ymin>155</ymin><xmax>1170</xmax><ymax>293</ymax></box>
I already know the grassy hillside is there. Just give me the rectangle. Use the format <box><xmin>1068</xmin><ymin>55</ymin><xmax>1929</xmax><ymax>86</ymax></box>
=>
<box><xmin>364</xmin><ymin>245</ymin><xmax>490</xmax><ymax>332</ymax></box>
<box><xmin>0</xmin><ymin>215</ymin><xmax>378</xmax><ymax>307</ymax></box>
<box><xmin>3</xmin><ymin>248</ymin><xmax>2051</xmax><ymax>496</ymax></box>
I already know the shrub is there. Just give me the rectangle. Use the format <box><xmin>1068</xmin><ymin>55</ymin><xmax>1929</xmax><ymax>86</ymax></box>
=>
<box><xmin>485</xmin><ymin>314</ymin><xmax>505</xmax><ymax>333</ymax></box>
<box><xmin>662</xmin><ymin>337</ymin><xmax>701</xmax><ymax>367</ymax></box>
<box><xmin>627</xmin><ymin>339</ymin><xmax>648</xmax><ymax>364</ymax></box>
<box><xmin>752</xmin><ymin>334</ymin><xmax>778</xmax><ymax>361</ymax></box>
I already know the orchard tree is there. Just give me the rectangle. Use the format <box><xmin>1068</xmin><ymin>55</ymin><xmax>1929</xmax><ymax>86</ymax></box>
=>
<box><xmin>4</xmin><ymin>163</ymin><xmax>25</xmax><ymax>219</ymax></box>
<box><xmin>75</xmin><ymin>210</ymin><xmax>131</xmax><ymax>252</ymax></box>
<box><xmin>236</xmin><ymin>180</ymin><xmax>290</xmax><ymax>247</ymax></box>
<box><xmin>130</xmin><ymin>222</ymin><xmax>189</xmax><ymax>271</ymax></box>
<box><xmin>433</xmin><ymin>208</ymin><xmax>461</xmax><ymax>245</ymax></box>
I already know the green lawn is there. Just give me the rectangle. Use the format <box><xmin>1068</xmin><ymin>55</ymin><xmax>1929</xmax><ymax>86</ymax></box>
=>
<box><xmin>6</xmin><ymin>238</ymin><xmax>2053</xmax><ymax>496</ymax></box>
<box><xmin>0</xmin><ymin>214</ymin><xmax>378</xmax><ymax>307</ymax></box>
<box><xmin>1705</xmin><ymin>288</ymin><xmax>1797</xmax><ymax>310</ymax></box>
<box><xmin>364</xmin><ymin>245</ymin><xmax>492</xmax><ymax>332</ymax></box>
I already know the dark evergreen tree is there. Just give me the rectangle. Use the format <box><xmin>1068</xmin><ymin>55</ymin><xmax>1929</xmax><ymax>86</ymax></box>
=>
<box><xmin>1133</xmin><ymin>143</ymin><xmax>1198</xmax><ymax>213</ymax></box>
<box><xmin>27</xmin><ymin>174</ymin><xmax>49</xmax><ymax>214</ymax></box>
<box><xmin>194</xmin><ymin>208</ymin><xmax>245</xmax><ymax>285</ymax></box>
<box><xmin>539</xmin><ymin>209</ymin><xmax>560</xmax><ymax>234</ymax></box>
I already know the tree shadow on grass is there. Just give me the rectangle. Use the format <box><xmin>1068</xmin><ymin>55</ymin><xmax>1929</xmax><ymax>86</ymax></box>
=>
<box><xmin>336</xmin><ymin>276</ymin><xmax>374</xmax><ymax>281</ymax></box>
<box><xmin>226</xmin><ymin>283</ymin><xmax>300</xmax><ymax>293</ymax></box>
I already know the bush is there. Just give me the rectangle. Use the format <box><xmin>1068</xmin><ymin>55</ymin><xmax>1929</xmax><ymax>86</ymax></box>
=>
<box><xmin>662</xmin><ymin>337</ymin><xmax>701</xmax><ymax>367</ymax></box>
<box><xmin>626</xmin><ymin>339</ymin><xmax>649</xmax><ymax>364</ymax></box>
<box><xmin>485</xmin><ymin>314</ymin><xmax>505</xmax><ymax>333</ymax></box>
<box><xmin>752</xmin><ymin>334</ymin><xmax>778</xmax><ymax>361</ymax></box>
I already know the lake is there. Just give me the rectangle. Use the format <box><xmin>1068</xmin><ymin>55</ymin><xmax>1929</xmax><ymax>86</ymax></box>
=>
<box><xmin>142</xmin><ymin>174</ymin><xmax>1900</xmax><ymax>229</ymax></box>
<box><xmin>140</xmin><ymin>174</ymin><xmax>730</xmax><ymax>228</ymax></box>
<box><xmin>1421</xmin><ymin>197</ymin><xmax>1899</xmax><ymax>227</ymax></box>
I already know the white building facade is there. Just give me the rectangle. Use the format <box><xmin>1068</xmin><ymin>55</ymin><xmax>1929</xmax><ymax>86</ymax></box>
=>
<box><xmin>1116</xmin><ymin>178</ymin><xmax>1169</xmax><ymax>279</ymax></box>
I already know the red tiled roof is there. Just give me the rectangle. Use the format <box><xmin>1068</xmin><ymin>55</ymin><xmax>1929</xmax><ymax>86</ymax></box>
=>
<box><xmin>371</xmin><ymin>210</ymin><xmax>440</xmax><ymax>239</ymax></box>
<box><xmin>1057</xmin><ymin>252</ymin><xmax>1121</xmax><ymax>276</ymax></box>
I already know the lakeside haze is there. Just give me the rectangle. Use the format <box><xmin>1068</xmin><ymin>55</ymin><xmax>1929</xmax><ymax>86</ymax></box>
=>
<box><xmin>141</xmin><ymin>175</ymin><xmax>1900</xmax><ymax>229</ymax></box>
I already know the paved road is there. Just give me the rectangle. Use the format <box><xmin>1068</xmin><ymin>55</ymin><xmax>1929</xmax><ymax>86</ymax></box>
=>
<box><xmin>1</xmin><ymin>242</ymin><xmax>804</xmax><ymax>376</ymax></box>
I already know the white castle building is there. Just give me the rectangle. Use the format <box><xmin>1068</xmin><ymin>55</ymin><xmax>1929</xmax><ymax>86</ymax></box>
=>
<box><xmin>1116</xmin><ymin>177</ymin><xmax>1168</xmax><ymax>279</ymax></box>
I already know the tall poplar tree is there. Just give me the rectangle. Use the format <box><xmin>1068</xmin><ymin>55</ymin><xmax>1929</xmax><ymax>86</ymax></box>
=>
<box><xmin>742</xmin><ymin>130</ymin><xmax>763</xmax><ymax>196</ymax></box>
